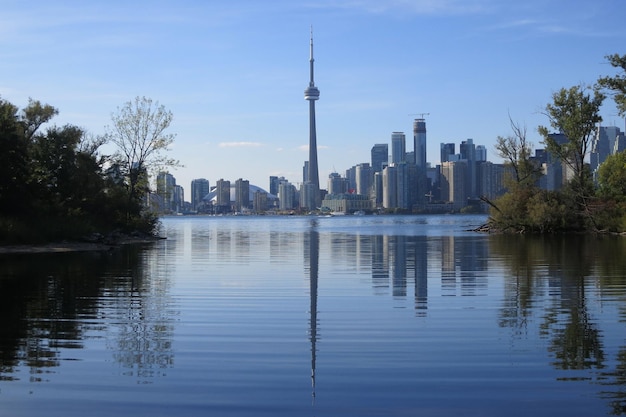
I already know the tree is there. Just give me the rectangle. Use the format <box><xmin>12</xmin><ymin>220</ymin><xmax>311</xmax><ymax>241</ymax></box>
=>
<box><xmin>598</xmin><ymin>151</ymin><xmax>626</xmax><ymax>201</ymax></box>
<box><xmin>22</xmin><ymin>98</ymin><xmax>58</xmax><ymax>140</ymax></box>
<box><xmin>538</xmin><ymin>85</ymin><xmax>604</xmax><ymax>190</ymax></box>
<box><xmin>105</xmin><ymin>96</ymin><xmax>179</xmax><ymax>219</ymax></box>
<box><xmin>495</xmin><ymin>115</ymin><xmax>542</xmax><ymax>187</ymax></box>
<box><xmin>598</xmin><ymin>53</ymin><xmax>626</xmax><ymax>116</ymax></box>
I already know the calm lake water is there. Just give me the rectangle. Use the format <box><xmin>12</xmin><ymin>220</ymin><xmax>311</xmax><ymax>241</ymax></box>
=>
<box><xmin>1</xmin><ymin>214</ymin><xmax>626</xmax><ymax>416</ymax></box>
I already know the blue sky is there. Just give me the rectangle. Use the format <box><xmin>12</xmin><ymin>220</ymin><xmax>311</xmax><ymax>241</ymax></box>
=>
<box><xmin>2</xmin><ymin>0</ymin><xmax>626</xmax><ymax>193</ymax></box>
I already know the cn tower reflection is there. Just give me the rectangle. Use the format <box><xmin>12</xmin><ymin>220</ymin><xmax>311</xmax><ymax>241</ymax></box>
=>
<box><xmin>304</xmin><ymin>221</ymin><xmax>319</xmax><ymax>400</ymax></box>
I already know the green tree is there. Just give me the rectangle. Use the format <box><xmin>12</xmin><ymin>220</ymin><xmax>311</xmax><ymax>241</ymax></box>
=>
<box><xmin>538</xmin><ymin>85</ymin><xmax>604</xmax><ymax>230</ymax></box>
<box><xmin>0</xmin><ymin>97</ymin><xmax>29</xmax><ymax>215</ymax></box>
<box><xmin>104</xmin><ymin>97</ymin><xmax>179</xmax><ymax>221</ymax></box>
<box><xmin>598</xmin><ymin>53</ymin><xmax>626</xmax><ymax>116</ymax></box>
<box><xmin>598</xmin><ymin>150</ymin><xmax>626</xmax><ymax>201</ymax></box>
<box><xmin>538</xmin><ymin>85</ymin><xmax>604</xmax><ymax>190</ymax></box>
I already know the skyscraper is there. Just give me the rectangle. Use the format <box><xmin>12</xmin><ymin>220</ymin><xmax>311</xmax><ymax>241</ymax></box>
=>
<box><xmin>440</xmin><ymin>143</ymin><xmax>455</xmax><ymax>163</ymax></box>
<box><xmin>190</xmin><ymin>178</ymin><xmax>209</xmax><ymax>211</ymax></box>
<box><xmin>391</xmin><ymin>132</ymin><xmax>406</xmax><ymax>164</ymax></box>
<box><xmin>234</xmin><ymin>178</ymin><xmax>249</xmax><ymax>212</ymax></box>
<box><xmin>304</xmin><ymin>28</ymin><xmax>320</xmax><ymax>208</ymax></box>
<box><xmin>413</xmin><ymin>118</ymin><xmax>427</xmax><ymax>205</ymax></box>
<box><xmin>371</xmin><ymin>143</ymin><xmax>388</xmax><ymax>173</ymax></box>
<box><xmin>413</xmin><ymin>119</ymin><xmax>427</xmax><ymax>169</ymax></box>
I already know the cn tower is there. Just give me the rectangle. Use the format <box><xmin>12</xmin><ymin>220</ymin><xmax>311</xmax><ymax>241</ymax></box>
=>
<box><xmin>304</xmin><ymin>28</ymin><xmax>320</xmax><ymax>204</ymax></box>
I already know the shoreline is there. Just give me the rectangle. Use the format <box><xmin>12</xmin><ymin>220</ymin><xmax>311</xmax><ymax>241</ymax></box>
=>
<box><xmin>0</xmin><ymin>236</ymin><xmax>163</xmax><ymax>255</ymax></box>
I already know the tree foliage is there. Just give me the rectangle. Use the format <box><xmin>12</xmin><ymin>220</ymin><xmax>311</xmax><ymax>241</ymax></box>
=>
<box><xmin>489</xmin><ymin>86</ymin><xmax>609</xmax><ymax>233</ymax></box>
<box><xmin>0</xmin><ymin>96</ymin><xmax>161</xmax><ymax>243</ymax></box>
<box><xmin>538</xmin><ymin>85</ymin><xmax>604</xmax><ymax>190</ymax></box>
<box><xmin>598</xmin><ymin>53</ymin><xmax>626</xmax><ymax>116</ymax></box>
<box><xmin>105</xmin><ymin>96</ymin><xmax>179</xmax><ymax>214</ymax></box>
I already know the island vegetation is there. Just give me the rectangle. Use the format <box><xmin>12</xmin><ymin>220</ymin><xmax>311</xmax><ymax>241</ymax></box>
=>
<box><xmin>484</xmin><ymin>53</ymin><xmax>626</xmax><ymax>233</ymax></box>
<box><xmin>0</xmin><ymin>96</ymin><xmax>177</xmax><ymax>244</ymax></box>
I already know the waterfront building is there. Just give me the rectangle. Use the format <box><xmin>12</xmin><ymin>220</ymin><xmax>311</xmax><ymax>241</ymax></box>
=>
<box><xmin>253</xmin><ymin>189</ymin><xmax>268</xmax><ymax>212</ymax></box>
<box><xmin>321</xmin><ymin>193</ymin><xmax>372</xmax><ymax>214</ymax></box>
<box><xmin>190</xmin><ymin>178</ymin><xmax>209</xmax><ymax>211</ymax></box>
<box><xmin>279</xmin><ymin>181</ymin><xmax>297</xmax><ymax>210</ymax></box>
<box><xmin>156</xmin><ymin>171</ymin><xmax>177</xmax><ymax>213</ymax></box>
<box><xmin>215</xmin><ymin>178</ymin><xmax>231</xmax><ymax>212</ymax></box>
<box><xmin>235</xmin><ymin>178</ymin><xmax>250</xmax><ymax>212</ymax></box>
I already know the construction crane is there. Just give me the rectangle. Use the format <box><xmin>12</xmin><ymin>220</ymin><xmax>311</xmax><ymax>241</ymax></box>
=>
<box><xmin>408</xmin><ymin>113</ymin><xmax>430</xmax><ymax>119</ymax></box>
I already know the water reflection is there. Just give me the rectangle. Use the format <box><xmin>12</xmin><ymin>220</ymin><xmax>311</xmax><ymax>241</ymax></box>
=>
<box><xmin>3</xmin><ymin>216</ymin><xmax>626</xmax><ymax>416</ymax></box>
<box><xmin>105</xmin><ymin>245</ymin><xmax>176</xmax><ymax>383</ymax></box>
<box><xmin>305</xmin><ymin>221</ymin><xmax>319</xmax><ymax>399</ymax></box>
<box><xmin>0</xmin><ymin>244</ymin><xmax>176</xmax><ymax>385</ymax></box>
<box><xmin>491</xmin><ymin>235</ymin><xmax>626</xmax><ymax>413</ymax></box>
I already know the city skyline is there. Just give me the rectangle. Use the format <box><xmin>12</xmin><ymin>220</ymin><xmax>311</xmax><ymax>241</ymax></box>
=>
<box><xmin>2</xmin><ymin>1</ymin><xmax>626</xmax><ymax>190</ymax></box>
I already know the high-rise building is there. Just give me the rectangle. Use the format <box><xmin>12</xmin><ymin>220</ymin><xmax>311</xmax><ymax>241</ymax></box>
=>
<box><xmin>391</xmin><ymin>132</ymin><xmax>406</xmax><ymax>164</ymax></box>
<box><xmin>460</xmin><ymin>139</ymin><xmax>476</xmax><ymax>198</ymax></box>
<box><xmin>371</xmin><ymin>144</ymin><xmax>388</xmax><ymax>173</ymax></box>
<box><xmin>156</xmin><ymin>171</ymin><xmax>176</xmax><ymax>213</ymax></box>
<box><xmin>253</xmin><ymin>190</ymin><xmax>268</xmax><ymax>212</ymax></box>
<box><xmin>476</xmin><ymin>145</ymin><xmax>487</xmax><ymax>162</ymax></box>
<box><xmin>413</xmin><ymin>118</ymin><xmax>427</xmax><ymax>205</ymax></box>
<box><xmin>440</xmin><ymin>143</ymin><xmax>455</xmax><ymax>163</ymax></box>
<box><xmin>382</xmin><ymin>165</ymin><xmax>397</xmax><ymax>209</ymax></box>
<box><xmin>174</xmin><ymin>185</ymin><xmax>184</xmax><ymax>213</ymax></box>
<box><xmin>304</xmin><ymin>29</ymin><xmax>321</xmax><ymax>209</ymax></box>
<box><xmin>235</xmin><ymin>178</ymin><xmax>249</xmax><ymax>212</ymax></box>
<box><xmin>356</xmin><ymin>163</ymin><xmax>372</xmax><ymax>196</ymax></box>
<box><xmin>215</xmin><ymin>178</ymin><xmax>231</xmax><ymax>212</ymax></box>
<box><xmin>279</xmin><ymin>181</ymin><xmax>297</xmax><ymax>210</ymax></box>
<box><xmin>441</xmin><ymin>160</ymin><xmax>468</xmax><ymax>208</ymax></box>
<box><xmin>373</xmin><ymin>172</ymin><xmax>383</xmax><ymax>207</ymax></box>
<box><xmin>302</xmin><ymin>161</ymin><xmax>310</xmax><ymax>184</ymax></box>
<box><xmin>591</xmin><ymin>126</ymin><xmax>623</xmax><ymax>178</ymax></box>
<box><xmin>345</xmin><ymin>166</ymin><xmax>357</xmax><ymax>192</ymax></box>
<box><xmin>327</xmin><ymin>172</ymin><xmax>348</xmax><ymax>195</ymax></box>
<box><xmin>413</xmin><ymin>119</ymin><xmax>427</xmax><ymax>169</ymax></box>
<box><xmin>191</xmin><ymin>178</ymin><xmax>209</xmax><ymax>211</ymax></box>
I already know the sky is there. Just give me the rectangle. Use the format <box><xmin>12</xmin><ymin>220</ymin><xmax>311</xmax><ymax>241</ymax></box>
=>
<box><xmin>2</xmin><ymin>0</ymin><xmax>626</xmax><ymax>194</ymax></box>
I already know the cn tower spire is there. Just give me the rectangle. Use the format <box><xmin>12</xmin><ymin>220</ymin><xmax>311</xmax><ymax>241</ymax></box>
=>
<box><xmin>304</xmin><ymin>27</ymin><xmax>320</xmax><ymax>207</ymax></box>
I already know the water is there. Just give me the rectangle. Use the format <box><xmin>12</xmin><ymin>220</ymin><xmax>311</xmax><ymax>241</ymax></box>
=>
<box><xmin>1</xmin><ymin>214</ymin><xmax>626</xmax><ymax>416</ymax></box>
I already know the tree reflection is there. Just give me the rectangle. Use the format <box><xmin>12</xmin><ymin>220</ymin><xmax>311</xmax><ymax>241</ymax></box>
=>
<box><xmin>491</xmin><ymin>235</ymin><xmax>626</xmax><ymax>414</ymax></box>
<box><xmin>106</xmin><ymin>244</ymin><xmax>176</xmax><ymax>383</ymax></box>
<box><xmin>0</xmin><ymin>244</ymin><xmax>175</xmax><ymax>385</ymax></box>
<box><xmin>0</xmin><ymin>250</ymin><xmax>124</xmax><ymax>381</ymax></box>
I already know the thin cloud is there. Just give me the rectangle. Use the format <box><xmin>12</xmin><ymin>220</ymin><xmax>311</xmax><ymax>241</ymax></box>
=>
<box><xmin>218</xmin><ymin>141</ymin><xmax>263</xmax><ymax>148</ymax></box>
<box><xmin>306</xmin><ymin>0</ymin><xmax>493</xmax><ymax>15</ymax></box>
